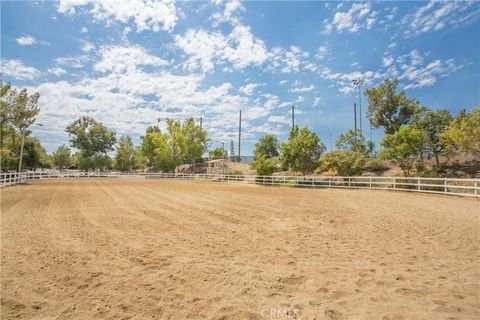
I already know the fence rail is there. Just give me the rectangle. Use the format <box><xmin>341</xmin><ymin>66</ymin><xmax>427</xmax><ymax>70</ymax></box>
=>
<box><xmin>1</xmin><ymin>171</ymin><xmax>479</xmax><ymax>198</ymax></box>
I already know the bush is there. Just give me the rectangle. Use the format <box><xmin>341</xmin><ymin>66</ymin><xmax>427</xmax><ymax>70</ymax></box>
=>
<box><xmin>367</xmin><ymin>158</ymin><xmax>389</xmax><ymax>171</ymax></box>
<box><xmin>250</xmin><ymin>155</ymin><xmax>276</xmax><ymax>176</ymax></box>
<box><xmin>228</xmin><ymin>170</ymin><xmax>244</xmax><ymax>181</ymax></box>
<box><xmin>229</xmin><ymin>170</ymin><xmax>244</xmax><ymax>177</ymax></box>
<box><xmin>318</xmin><ymin>151</ymin><xmax>366</xmax><ymax>176</ymax></box>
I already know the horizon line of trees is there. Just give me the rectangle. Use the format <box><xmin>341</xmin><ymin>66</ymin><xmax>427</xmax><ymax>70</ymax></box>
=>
<box><xmin>1</xmin><ymin>79</ymin><xmax>479</xmax><ymax>177</ymax></box>
<box><xmin>249</xmin><ymin>79</ymin><xmax>479</xmax><ymax>177</ymax></box>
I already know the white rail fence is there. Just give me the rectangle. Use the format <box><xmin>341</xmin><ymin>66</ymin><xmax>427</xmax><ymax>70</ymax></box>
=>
<box><xmin>1</xmin><ymin>171</ymin><xmax>479</xmax><ymax>197</ymax></box>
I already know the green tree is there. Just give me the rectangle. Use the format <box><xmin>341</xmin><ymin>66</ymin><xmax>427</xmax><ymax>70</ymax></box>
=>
<box><xmin>0</xmin><ymin>125</ymin><xmax>20</xmax><ymax>171</ymax></box>
<box><xmin>365</xmin><ymin>79</ymin><xmax>419</xmax><ymax>134</ymax></box>
<box><xmin>141</xmin><ymin>130</ymin><xmax>160</xmax><ymax>168</ymax></box>
<box><xmin>66</xmin><ymin>116</ymin><xmax>116</xmax><ymax>157</ymax></box>
<box><xmin>52</xmin><ymin>144</ymin><xmax>72</xmax><ymax>171</ymax></box>
<box><xmin>6</xmin><ymin>87</ymin><xmax>41</xmax><ymax>172</ymax></box>
<box><xmin>209</xmin><ymin>147</ymin><xmax>225</xmax><ymax>159</ymax></box>
<box><xmin>318</xmin><ymin>150</ymin><xmax>366</xmax><ymax>176</ymax></box>
<box><xmin>22</xmin><ymin>137</ymin><xmax>52</xmax><ymax>171</ymax></box>
<box><xmin>66</xmin><ymin>116</ymin><xmax>116</xmax><ymax>171</ymax></box>
<box><xmin>335</xmin><ymin>129</ymin><xmax>374</xmax><ymax>155</ymax></box>
<box><xmin>410</xmin><ymin>108</ymin><xmax>453</xmax><ymax>167</ymax></box>
<box><xmin>250</xmin><ymin>154</ymin><xmax>276</xmax><ymax>176</ymax></box>
<box><xmin>253</xmin><ymin>134</ymin><xmax>279</xmax><ymax>160</ymax></box>
<box><xmin>152</xmin><ymin>132</ymin><xmax>178</xmax><ymax>172</ymax></box>
<box><xmin>280</xmin><ymin>126</ymin><xmax>326</xmax><ymax>175</ymax></box>
<box><xmin>0</xmin><ymin>82</ymin><xmax>15</xmax><ymax>153</ymax></box>
<box><xmin>441</xmin><ymin>107</ymin><xmax>480</xmax><ymax>159</ymax></box>
<box><xmin>379</xmin><ymin>127</ymin><xmax>425</xmax><ymax>177</ymax></box>
<box><xmin>140</xmin><ymin>118</ymin><xmax>207</xmax><ymax>172</ymax></box>
<box><xmin>182</xmin><ymin>117</ymin><xmax>208</xmax><ymax>166</ymax></box>
<box><xmin>115</xmin><ymin>136</ymin><xmax>138</xmax><ymax>172</ymax></box>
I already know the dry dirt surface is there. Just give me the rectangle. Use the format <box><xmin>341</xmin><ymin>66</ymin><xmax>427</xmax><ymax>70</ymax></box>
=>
<box><xmin>1</xmin><ymin>179</ymin><xmax>479</xmax><ymax>320</ymax></box>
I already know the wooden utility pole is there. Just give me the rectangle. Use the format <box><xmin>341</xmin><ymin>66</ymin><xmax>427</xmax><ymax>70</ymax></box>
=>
<box><xmin>353</xmin><ymin>103</ymin><xmax>357</xmax><ymax>133</ymax></box>
<box><xmin>238</xmin><ymin>110</ymin><xmax>241</xmax><ymax>163</ymax></box>
<box><xmin>291</xmin><ymin>105</ymin><xmax>295</xmax><ymax>129</ymax></box>
<box><xmin>199</xmin><ymin>116</ymin><xmax>202</xmax><ymax>129</ymax></box>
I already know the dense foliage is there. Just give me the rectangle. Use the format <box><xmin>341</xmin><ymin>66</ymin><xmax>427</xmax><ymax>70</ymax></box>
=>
<box><xmin>365</xmin><ymin>79</ymin><xmax>420</xmax><ymax>134</ymax></box>
<box><xmin>379</xmin><ymin>127</ymin><xmax>425</xmax><ymax>177</ymax></box>
<box><xmin>140</xmin><ymin>117</ymin><xmax>207</xmax><ymax>172</ymax></box>
<box><xmin>52</xmin><ymin>145</ymin><xmax>72</xmax><ymax>171</ymax></box>
<box><xmin>318</xmin><ymin>150</ymin><xmax>366</xmax><ymax>176</ymax></box>
<box><xmin>280</xmin><ymin>126</ymin><xmax>326</xmax><ymax>175</ymax></box>
<box><xmin>253</xmin><ymin>135</ymin><xmax>279</xmax><ymax>160</ymax></box>
<box><xmin>441</xmin><ymin>108</ymin><xmax>480</xmax><ymax>159</ymax></box>
<box><xmin>0</xmin><ymin>82</ymin><xmax>42</xmax><ymax>171</ymax></box>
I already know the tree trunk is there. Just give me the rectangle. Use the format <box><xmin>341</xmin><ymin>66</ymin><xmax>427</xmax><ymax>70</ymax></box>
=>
<box><xmin>434</xmin><ymin>153</ymin><xmax>440</xmax><ymax>168</ymax></box>
<box><xmin>17</xmin><ymin>128</ymin><xmax>25</xmax><ymax>172</ymax></box>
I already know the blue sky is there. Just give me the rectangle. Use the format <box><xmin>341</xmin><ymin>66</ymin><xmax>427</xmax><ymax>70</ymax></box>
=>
<box><xmin>1</xmin><ymin>0</ymin><xmax>479</xmax><ymax>154</ymax></box>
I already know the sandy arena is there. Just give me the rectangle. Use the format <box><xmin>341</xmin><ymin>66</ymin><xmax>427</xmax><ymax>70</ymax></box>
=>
<box><xmin>1</xmin><ymin>179</ymin><xmax>479</xmax><ymax>319</ymax></box>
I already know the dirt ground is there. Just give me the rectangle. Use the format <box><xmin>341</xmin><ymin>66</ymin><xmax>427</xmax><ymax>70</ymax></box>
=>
<box><xmin>1</xmin><ymin>179</ymin><xmax>479</xmax><ymax>320</ymax></box>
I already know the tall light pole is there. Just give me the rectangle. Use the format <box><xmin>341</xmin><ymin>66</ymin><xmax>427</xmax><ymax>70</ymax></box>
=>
<box><xmin>291</xmin><ymin>105</ymin><xmax>295</xmax><ymax>130</ymax></box>
<box><xmin>352</xmin><ymin>78</ymin><xmax>364</xmax><ymax>136</ymax></box>
<box><xmin>238</xmin><ymin>110</ymin><xmax>241</xmax><ymax>163</ymax></box>
<box><xmin>228</xmin><ymin>134</ymin><xmax>235</xmax><ymax>161</ymax></box>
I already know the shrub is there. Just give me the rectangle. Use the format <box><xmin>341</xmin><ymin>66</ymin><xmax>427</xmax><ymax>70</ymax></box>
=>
<box><xmin>250</xmin><ymin>155</ymin><xmax>276</xmax><ymax>176</ymax></box>
<box><xmin>367</xmin><ymin>158</ymin><xmax>388</xmax><ymax>171</ymax></box>
<box><xmin>318</xmin><ymin>150</ymin><xmax>366</xmax><ymax>176</ymax></box>
<box><xmin>229</xmin><ymin>170</ymin><xmax>244</xmax><ymax>176</ymax></box>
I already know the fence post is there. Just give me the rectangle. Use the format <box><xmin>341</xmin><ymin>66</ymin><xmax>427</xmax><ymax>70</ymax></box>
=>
<box><xmin>444</xmin><ymin>178</ymin><xmax>447</xmax><ymax>194</ymax></box>
<box><xmin>348</xmin><ymin>177</ymin><xmax>351</xmax><ymax>188</ymax></box>
<box><xmin>393</xmin><ymin>178</ymin><xmax>396</xmax><ymax>190</ymax></box>
<box><xmin>329</xmin><ymin>177</ymin><xmax>331</xmax><ymax>187</ymax></box>
<box><xmin>417</xmin><ymin>178</ymin><xmax>420</xmax><ymax>191</ymax></box>
<box><xmin>369</xmin><ymin>177</ymin><xmax>372</xmax><ymax>189</ymax></box>
<box><xmin>475</xmin><ymin>180</ymin><xmax>478</xmax><ymax>197</ymax></box>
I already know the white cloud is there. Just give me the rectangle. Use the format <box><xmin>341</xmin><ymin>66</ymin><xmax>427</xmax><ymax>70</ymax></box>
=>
<box><xmin>223</xmin><ymin>24</ymin><xmax>269</xmax><ymax>69</ymax></box>
<box><xmin>80</xmin><ymin>26</ymin><xmax>88</xmax><ymax>33</ymax></box>
<box><xmin>269</xmin><ymin>46</ymin><xmax>310</xmax><ymax>73</ymax></box>
<box><xmin>339</xmin><ymin>86</ymin><xmax>355</xmax><ymax>95</ymax></box>
<box><xmin>175</xmin><ymin>24</ymin><xmax>268</xmax><ymax>73</ymax></box>
<box><xmin>16</xmin><ymin>35</ymin><xmax>37</xmax><ymax>46</ymax></box>
<box><xmin>48</xmin><ymin>67</ymin><xmax>67</xmax><ymax>76</ymax></box>
<box><xmin>239</xmin><ymin>83</ymin><xmax>264</xmax><ymax>96</ymax></box>
<box><xmin>174</xmin><ymin>29</ymin><xmax>226</xmax><ymax>73</ymax></box>
<box><xmin>401</xmin><ymin>0</ymin><xmax>480</xmax><ymax>37</ymax></box>
<box><xmin>57</xmin><ymin>0</ymin><xmax>179</xmax><ymax>32</ymax></box>
<box><xmin>268</xmin><ymin>114</ymin><xmax>290</xmax><ymax>125</ymax></box>
<box><xmin>29</xmin><ymin>43</ymin><xmax>294</xmax><ymax>149</ymax></box>
<box><xmin>1</xmin><ymin>59</ymin><xmax>41</xmax><ymax>81</ymax></box>
<box><xmin>313</xmin><ymin>97</ymin><xmax>321</xmax><ymax>107</ymax></box>
<box><xmin>388</xmin><ymin>42</ymin><xmax>397</xmax><ymax>49</ymax></box>
<box><xmin>399</xmin><ymin>57</ymin><xmax>461</xmax><ymax>90</ymax></box>
<box><xmin>55</xmin><ymin>55</ymin><xmax>90</xmax><ymax>69</ymax></box>
<box><xmin>81</xmin><ymin>40</ymin><xmax>95</xmax><ymax>52</ymax></box>
<box><xmin>382</xmin><ymin>56</ymin><xmax>394</xmax><ymax>67</ymax></box>
<box><xmin>211</xmin><ymin>0</ymin><xmax>244</xmax><ymax>26</ymax></box>
<box><xmin>315</xmin><ymin>45</ymin><xmax>330</xmax><ymax>60</ymax></box>
<box><xmin>324</xmin><ymin>3</ymin><xmax>379</xmax><ymax>33</ymax></box>
<box><xmin>16</xmin><ymin>35</ymin><xmax>49</xmax><ymax>46</ymax></box>
<box><xmin>94</xmin><ymin>45</ymin><xmax>168</xmax><ymax>73</ymax></box>
<box><xmin>289</xmin><ymin>84</ymin><xmax>314</xmax><ymax>93</ymax></box>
